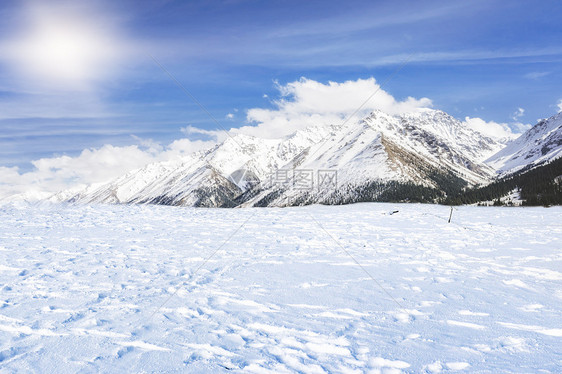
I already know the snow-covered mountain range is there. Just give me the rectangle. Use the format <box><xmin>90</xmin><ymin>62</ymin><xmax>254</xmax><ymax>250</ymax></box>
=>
<box><xmin>53</xmin><ymin>109</ymin><xmax>562</xmax><ymax>207</ymax></box>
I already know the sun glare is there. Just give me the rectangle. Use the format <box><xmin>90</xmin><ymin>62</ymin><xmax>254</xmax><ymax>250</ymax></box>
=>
<box><xmin>7</xmin><ymin>3</ymin><xmax>122</xmax><ymax>89</ymax></box>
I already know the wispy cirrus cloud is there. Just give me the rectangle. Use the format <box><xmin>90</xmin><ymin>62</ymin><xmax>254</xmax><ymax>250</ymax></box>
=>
<box><xmin>512</xmin><ymin>107</ymin><xmax>525</xmax><ymax>121</ymax></box>
<box><xmin>524</xmin><ymin>71</ymin><xmax>551</xmax><ymax>79</ymax></box>
<box><xmin>366</xmin><ymin>48</ymin><xmax>562</xmax><ymax>67</ymax></box>
<box><xmin>266</xmin><ymin>1</ymin><xmax>471</xmax><ymax>39</ymax></box>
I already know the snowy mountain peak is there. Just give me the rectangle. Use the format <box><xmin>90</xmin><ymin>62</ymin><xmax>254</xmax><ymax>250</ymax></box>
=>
<box><xmin>486</xmin><ymin>112</ymin><xmax>562</xmax><ymax>175</ymax></box>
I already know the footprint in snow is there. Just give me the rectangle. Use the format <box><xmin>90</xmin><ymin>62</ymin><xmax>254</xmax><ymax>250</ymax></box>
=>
<box><xmin>0</xmin><ymin>347</ymin><xmax>27</xmax><ymax>363</ymax></box>
<box><xmin>116</xmin><ymin>346</ymin><xmax>134</xmax><ymax>359</ymax></box>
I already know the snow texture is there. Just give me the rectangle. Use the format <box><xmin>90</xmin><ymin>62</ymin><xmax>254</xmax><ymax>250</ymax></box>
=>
<box><xmin>0</xmin><ymin>202</ymin><xmax>561</xmax><ymax>372</ymax></box>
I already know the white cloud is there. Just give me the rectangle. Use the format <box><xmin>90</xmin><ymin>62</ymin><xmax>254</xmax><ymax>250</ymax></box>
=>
<box><xmin>235</xmin><ymin>77</ymin><xmax>432</xmax><ymax>139</ymax></box>
<box><xmin>512</xmin><ymin>107</ymin><xmax>525</xmax><ymax>121</ymax></box>
<box><xmin>511</xmin><ymin>122</ymin><xmax>532</xmax><ymax>133</ymax></box>
<box><xmin>226</xmin><ymin>113</ymin><xmax>234</xmax><ymax>119</ymax></box>
<box><xmin>0</xmin><ymin>145</ymin><xmax>154</xmax><ymax>201</ymax></box>
<box><xmin>0</xmin><ymin>138</ymin><xmax>216</xmax><ymax>201</ymax></box>
<box><xmin>164</xmin><ymin>138</ymin><xmax>217</xmax><ymax>158</ymax></box>
<box><xmin>558</xmin><ymin>99</ymin><xmax>562</xmax><ymax>113</ymax></box>
<box><xmin>180</xmin><ymin>125</ymin><xmax>227</xmax><ymax>142</ymax></box>
<box><xmin>463</xmin><ymin>117</ymin><xmax>520</xmax><ymax>141</ymax></box>
<box><xmin>463</xmin><ymin>106</ymin><xmax>534</xmax><ymax>142</ymax></box>
<box><xmin>186</xmin><ymin>77</ymin><xmax>433</xmax><ymax>141</ymax></box>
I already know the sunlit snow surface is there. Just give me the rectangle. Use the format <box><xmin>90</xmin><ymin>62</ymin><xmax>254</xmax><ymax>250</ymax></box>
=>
<box><xmin>0</xmin><ymin>203</ymin><xmax>561</xmax><ymax>373</ymax></box>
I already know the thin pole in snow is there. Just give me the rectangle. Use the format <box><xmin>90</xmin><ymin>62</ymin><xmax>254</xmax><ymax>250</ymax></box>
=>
<box><xmin>448</xmin><ymin>206</ymin><xmax>453</xmax><ymax>223</ymax></box>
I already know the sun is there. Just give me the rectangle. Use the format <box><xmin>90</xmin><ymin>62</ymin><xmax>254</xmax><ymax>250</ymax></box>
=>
<box><xmin>7</xmin><ymin>2</ymin><xmax>122</xmax><ymax>89</ymax></box>
<box><xmin>21</xmin><ymin>23</ymin><xmax>104</xmax><ymax>82</ymax></box>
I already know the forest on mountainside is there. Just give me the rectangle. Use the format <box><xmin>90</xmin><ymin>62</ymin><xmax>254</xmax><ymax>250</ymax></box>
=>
<box><xmin>443</xmin><ymin>157</ymin><xmax>562</xmax><ymax>206</ymax></box>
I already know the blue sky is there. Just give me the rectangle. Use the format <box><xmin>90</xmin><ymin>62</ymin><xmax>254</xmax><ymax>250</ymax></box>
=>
<box><xmin>0</xmin><ymin>0</ymin><xmax>561</xmax><ymax>195</ymax></box>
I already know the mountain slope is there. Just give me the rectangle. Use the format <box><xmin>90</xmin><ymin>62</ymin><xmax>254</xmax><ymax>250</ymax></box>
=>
<box><xmin>62</xmin><ymin>126</ymin><xmax>337</xmax><ymax>207</ymax></box>
<box><xmin>240</xmin><ymin>110</ymin><xmax>501</xmax><ymax>207</ymax></box>
<box><xmin>486</xmin><ymin>112</ymin><xmax>562</xmax><ymax>175</ymax></box>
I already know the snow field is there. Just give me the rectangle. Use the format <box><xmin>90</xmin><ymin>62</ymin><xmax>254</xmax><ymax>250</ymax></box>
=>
<box><xmin>0</xmin><ymin>202</ymin><xmax>561</xmax><ymax>372</ymax></box>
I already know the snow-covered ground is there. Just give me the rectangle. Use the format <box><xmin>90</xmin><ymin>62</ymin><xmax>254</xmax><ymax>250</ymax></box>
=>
<box><xmin>0</xmin><ymin>203</ymin><xmax>561</xmax><ymax>373</ymax></box>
